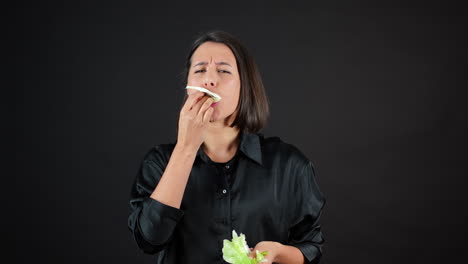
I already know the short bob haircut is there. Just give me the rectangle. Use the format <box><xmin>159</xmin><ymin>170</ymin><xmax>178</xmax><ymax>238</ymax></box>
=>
<box><xmin>179</xmin><ymin>30</ymin><xmax>269</xmax><ymax>134</ymax></box>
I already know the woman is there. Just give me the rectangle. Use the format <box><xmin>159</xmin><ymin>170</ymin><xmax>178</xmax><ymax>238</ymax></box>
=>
<box><xmin>128</xmin><ymin>30</ymin><xmax>326</xmax><ymax>264</ymax></box>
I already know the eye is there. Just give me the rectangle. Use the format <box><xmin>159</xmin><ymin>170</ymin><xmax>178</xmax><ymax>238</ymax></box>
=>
<box><xmin>194</xmin><ymin>69</ymin><xmax>231</xmax><ymax>74</ymax></box>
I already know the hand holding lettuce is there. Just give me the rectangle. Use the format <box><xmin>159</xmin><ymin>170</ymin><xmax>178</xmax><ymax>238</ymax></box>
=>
<box><xmin>222</xmin><ymin>230</ymin><xmax>268</xmax><ymax>264</ymax></box>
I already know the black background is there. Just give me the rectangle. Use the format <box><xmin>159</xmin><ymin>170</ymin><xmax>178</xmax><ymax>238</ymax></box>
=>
<box><xmin>12</xmin><ymin>1</ymin><xmax>467</xmax><ymax>264</ymax></box>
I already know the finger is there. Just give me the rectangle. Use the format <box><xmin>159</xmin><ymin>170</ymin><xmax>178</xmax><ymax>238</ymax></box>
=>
<box><xmin>197</xmin><ymin>96</ymin><xmax>214</xmax><ymax>117</ymax></box>
<box><xmin>182</xmin><ymin>91</ymin><xmax>205</xmax><ymax>112</ymax></box>
<box><xmin>181</xmin><ymin>91</ymin><xmax>199</xmax><ymax>112</ymax></box>
<box><xmin>202</xmin><ymin>106</ymin><xmax>214</xmax><ymax>123</ymax></box>
<box><xmin>248</xmin><ymin>249</ymin><xmax>256</xmax><ymax>258</ymax></box>
<box><xmin>191</xmin><ymin>96</ymin><xmax>211</xmax><ymax>120</ymax></box>
<box><xmin>197</xmin><ymin>97</ymin><xmax>213</xmax><ymax>123</ymax></box>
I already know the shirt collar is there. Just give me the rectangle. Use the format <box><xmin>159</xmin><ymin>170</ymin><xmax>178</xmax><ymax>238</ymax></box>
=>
<box><xmin>196</xmin><ymin>131</ymin><xmax>263</xmax><ymax>166</ymax></box>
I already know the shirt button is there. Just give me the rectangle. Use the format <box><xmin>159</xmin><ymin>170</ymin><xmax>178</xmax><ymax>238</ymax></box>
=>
<box><xmin>222</xmin><ymin>189</ymin><xmax>227</xmax><ymax>194</ymax></box>
<box><xmin>225</xmin><ymin>165</ymin><xmax>230</xmax><ymax>169</ymax></box>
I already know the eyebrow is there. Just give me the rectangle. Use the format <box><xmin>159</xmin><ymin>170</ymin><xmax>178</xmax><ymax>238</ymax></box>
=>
<box><xmin>192</xmin><ymin>61</ymin><xmax>232</xmax><ymax>68</ymax></box>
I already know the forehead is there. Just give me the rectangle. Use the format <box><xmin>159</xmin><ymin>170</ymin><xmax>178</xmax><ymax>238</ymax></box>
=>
<box><xmin>191</xmin><ymin>42</ymin><xmax>236</xmax><ymax>65</ymax></box>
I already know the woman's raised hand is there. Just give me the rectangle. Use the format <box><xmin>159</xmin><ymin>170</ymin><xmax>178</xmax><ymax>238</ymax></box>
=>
<box><xmin>176</xmin><ymin>91</ymin><xmax>214</xmax><ymax>152</ymax></box>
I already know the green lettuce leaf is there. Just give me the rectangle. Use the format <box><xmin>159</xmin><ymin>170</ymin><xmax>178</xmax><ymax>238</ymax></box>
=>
<box><xmin>222</xmin><ymin>230</ymin><xmax>268</xmax><ymax>264</ymax></box>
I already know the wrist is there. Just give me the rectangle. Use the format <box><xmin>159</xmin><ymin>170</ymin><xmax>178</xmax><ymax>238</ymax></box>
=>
<box><xmin>272</xmin><ymin>242</ymin><xmax>284</xmax><ymax>263</ymax></box>
<box><xmin>174</xmin><ymin>142</ymin><xmax>199</xmax><ymax>154</ymax></box>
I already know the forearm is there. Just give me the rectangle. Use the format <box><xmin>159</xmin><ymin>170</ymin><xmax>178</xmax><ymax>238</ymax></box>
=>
<box><xmin>150</xmin><ymin>144</ymin><xmax>197</xmax><ymax>209</ymax></box>
<box><xmin>274</xmin><ymin>242</ymin><xmax>305</xmax><ymax>264</ymax></box>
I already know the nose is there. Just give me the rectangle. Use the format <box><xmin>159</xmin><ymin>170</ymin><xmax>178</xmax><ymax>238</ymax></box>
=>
<box><xmin>203</xmin><ymin>67</ymin><xmax>218</xmax><ymax>88</ymax></box>
<box><xmin>205</xmin><ymin>81</ymin><xmax>215</xmax><ymax>87</ymax></box>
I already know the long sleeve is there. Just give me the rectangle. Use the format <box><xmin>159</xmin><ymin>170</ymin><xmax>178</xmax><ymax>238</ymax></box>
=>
<box><xmin>127</xmin><ymin>146</ymin><xmax>184</xmax><ymax>254</ymax></box>
<box><xmin>287</xmin><ymin>160</ymin><xmax>326</xmax><ymax>264</ymax></box>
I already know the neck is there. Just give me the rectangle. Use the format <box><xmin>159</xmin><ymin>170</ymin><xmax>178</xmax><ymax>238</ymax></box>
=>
<box><xmin>202</xmin><ymin>118</ymin><xmax>241</xmax><ymax>162</ymax></box>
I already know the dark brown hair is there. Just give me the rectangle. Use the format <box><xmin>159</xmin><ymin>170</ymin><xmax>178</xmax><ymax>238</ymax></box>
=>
<box><xmin>178</xmin><ymin>30</ymin><xmax>269</xmax><ymax>134</ymax></box>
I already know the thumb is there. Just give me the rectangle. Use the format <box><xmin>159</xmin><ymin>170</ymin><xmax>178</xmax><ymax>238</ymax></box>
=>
<box><xmin>247</xmin><ymin>248</ymin><xmax>253</xmax><ymax>257</ymax></box>
<box><xmin>248</xmin><ymin>248</ymin><xmax>256</xmax><ymax>258</ymax></box>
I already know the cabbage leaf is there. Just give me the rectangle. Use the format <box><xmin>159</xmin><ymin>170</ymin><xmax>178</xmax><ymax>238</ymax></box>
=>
<box><xmin>222</xmin><ymin>230</ymin><xmax>268</xmax><ymax>264</ymax></box>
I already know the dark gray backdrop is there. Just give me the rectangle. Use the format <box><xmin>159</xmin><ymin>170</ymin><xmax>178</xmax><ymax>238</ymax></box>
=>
<box><xmin>13</xmin><ymin>1</ymin><xmax>467</xmax><ymax>264</ymax></box>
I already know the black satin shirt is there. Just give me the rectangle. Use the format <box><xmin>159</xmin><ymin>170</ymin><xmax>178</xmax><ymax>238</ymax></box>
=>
<box><xmin>127</xmin><ymin>132</ymin><xmax>326</xmax><ymax>264</ymax></box>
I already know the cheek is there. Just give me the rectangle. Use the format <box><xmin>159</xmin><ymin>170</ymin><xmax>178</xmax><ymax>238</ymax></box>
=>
<box><xmin>223</xmin><ymin>78</ymin><xmax>240</xmax><ymax>96</ymax></box>
<box><xmin>223</xmin><ymin>91</ymin><xmax>240</xmax><ymax>110</ymax></box>
<box><xmin>187</xmin><ymin>74</ymin><xmax>198</xmax><ymax>84</ymax></box>
<box><xmin>187</xmin><ymin>71</ymin><xmax>208</xmax><ymax>82</ymax></box>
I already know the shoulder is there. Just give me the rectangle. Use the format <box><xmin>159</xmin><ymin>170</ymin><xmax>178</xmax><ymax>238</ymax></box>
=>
<box><xmin>258</xmin><ymin>133</ymin><xmax>311</xmax><ymax>167</ymax></box>
<box><xmin>141</xmin><ymin>142</ymin><xmax>177</xmax><ymax>166</ymax></box>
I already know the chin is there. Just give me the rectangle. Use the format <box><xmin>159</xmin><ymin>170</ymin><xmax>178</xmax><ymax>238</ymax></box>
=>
<box><xmin>208</xmin><ymin>111</ymin><xmax>234</xmax><ymax>124</ymax></box>
<box><xmin>207</xmin><ymin>110</ymin><xmax>219</xmax><ymax>122</ymax></box>
<box><xmin>209</xmin><ymin>113</ymin><xmax>224</xmax><ymax>123</ymax></box>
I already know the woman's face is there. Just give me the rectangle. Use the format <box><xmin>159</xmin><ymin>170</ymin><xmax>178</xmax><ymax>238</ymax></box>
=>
<box><xmin>187</xmin><ymin>41</ymin><xmax>241</xmax><ymax>124</ymax></box>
